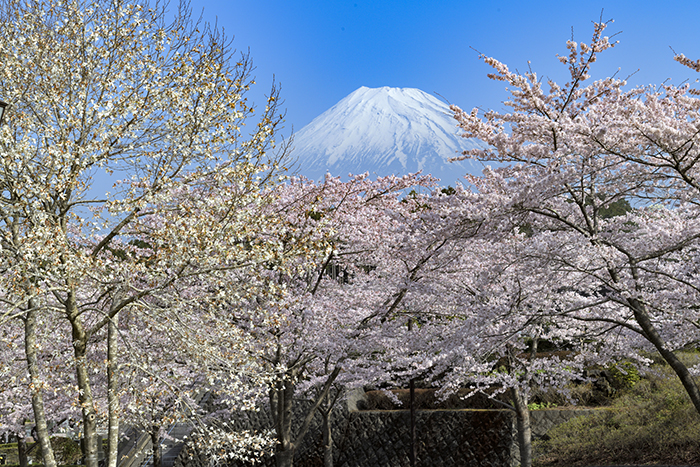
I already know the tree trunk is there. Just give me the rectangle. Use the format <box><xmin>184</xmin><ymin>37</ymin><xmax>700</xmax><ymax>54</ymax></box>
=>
<box><xmin>272</xmin><ymin>376</ymin><xmax>296</xmax><ymax>467</ymax></box>
<box><xmin>16</xmin><ymin>435</ymin><xmax>28</xmax><ymax>467</ymax></box>
<box><xmin>151</xmin><ymin>425</ymin><xmax>162</xmax><ymax>467</ymax></box>
<box><xmin>24</xmin><ymin>304</ymin><xmax>58</xmax><ymax>467</ymax></box>
<box><xmin>322</xmin><ymin>414</ymin><xmax>333</xmax><ymax>467</ymax></box>
<box><xmin>69</xmin><ymin>310</ymin><xmax>99</xmax><ymax>467</ymax></box>
<box><xmin>409</xmin><ymin>379</ymin><xmax>416</xmax><ymax>467</ymax></box>
<box><xmin>511</xmin><ymin>386</ymin><xmax>532</xmax><ymax>467</ymax></box>
<box><xmin>271</xmin><ymin>365</ymin><xmax>342</xmax><ymax>467</ymax></box>
<box><xmin>321</xmin><ymin>393</ymin><xmax>333</xmax><ymax>467</ymax></box>
<box><xmin>107</xmin><ymin>311</ymin><xmax>120</xmax><ymax>467</ymax></box>
<box><xmin>75</xmin><ymin>344</ymin><xmax>99</xmax><ymax>467</ymax></box>
<box><xmin>275</xmin><ymin>449</ymin><xmax>294</xmax><ymax>467</ymax></box>
<box><xmin>630</xmin><ymin>297</ymin><xmax>700</xmax><ymax>415</ymax></box>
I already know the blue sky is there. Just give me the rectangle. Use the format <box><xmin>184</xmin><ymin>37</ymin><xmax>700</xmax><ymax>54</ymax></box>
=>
<box><xmin>194</xmin><ymin>0</ymin><xmax>700</xmax><ymax>137</ymax></box>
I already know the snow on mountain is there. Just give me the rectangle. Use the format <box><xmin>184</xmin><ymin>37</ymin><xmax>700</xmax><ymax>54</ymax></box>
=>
<box><xmin>291</xmin><ymin>86</ymin><xmax>486</xmax><ymax>187</ymax></box>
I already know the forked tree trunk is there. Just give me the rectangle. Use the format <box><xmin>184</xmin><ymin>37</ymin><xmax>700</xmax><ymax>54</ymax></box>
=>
<box><xmin>271</xmin><ymin>365</ymin><xmax>342</xmax><ymax>467</ymax></box>
<box><xmin>24</xmin><ymin>302</ymin><xmax>58</xmax><ymax>467</ymax></box>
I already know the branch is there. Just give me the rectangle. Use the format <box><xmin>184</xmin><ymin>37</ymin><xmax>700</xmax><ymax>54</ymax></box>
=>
<box><xmin>90</xmin><ymin>208</ymin><xmax>141</xmax><ymax>257</ymax></box>
<box><xmin>292</xmin><ymin>365</ymin><xmax>342</xmax><ymax>448</ymax></box>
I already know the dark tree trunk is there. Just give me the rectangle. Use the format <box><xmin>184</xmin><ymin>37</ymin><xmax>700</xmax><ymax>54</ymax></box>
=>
<box><xmin>275</xmin><ymin>450</ymin><xmax>294</xmax><ymax>467</ymax></box>
<box><xmin>17</xmin><ymin>435</ymin><xmax>28</xmax><ymax>467</ymax></box>
<box><xmin>272</xmin><ymin>375</ymin><xmax>296</xmax><ymax>467</ymax></box>
<box><xmin>151</xmin><ymin>426</ymin><xmax>162</xmax><ymax>467</ymax></box>
<box><xmin>409</xmin><ymin>379</ymin><xmax>416</xmax><ymax>467</ymax></box>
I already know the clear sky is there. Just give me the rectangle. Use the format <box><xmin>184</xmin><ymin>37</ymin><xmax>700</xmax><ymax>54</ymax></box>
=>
<box><xmin>193</xmin><ymin>0</ymin><xmax>700</xmax><ymax>138</ymax></box>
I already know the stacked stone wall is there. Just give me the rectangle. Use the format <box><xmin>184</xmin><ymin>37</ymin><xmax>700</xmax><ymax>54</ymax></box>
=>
<box><xmin>175</xmin><ymin>395</ymin><xmax>598</xmax><ymax>467</ymax></box>
<box><xmin>333</xmin><ymin>409</ymin><xmax>516</xmax><ymax>467</ymax></box>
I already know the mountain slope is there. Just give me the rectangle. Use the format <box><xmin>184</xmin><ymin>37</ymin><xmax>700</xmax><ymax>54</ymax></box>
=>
<box><xmin>292</xmin><ymin>86</ymin><xmax>485</xmax><ymax>186</ymax></box>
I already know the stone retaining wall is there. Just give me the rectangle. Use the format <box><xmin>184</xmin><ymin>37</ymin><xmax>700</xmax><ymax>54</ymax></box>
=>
<box><xmin>175</xmin><ymin>394</ymin><xmax>598</xmax><ymax>467</ymax></box>
<box><xmin>334</xmin><ymin>409</ymin><xmax>516</xmax><ymax>467</ymax></box>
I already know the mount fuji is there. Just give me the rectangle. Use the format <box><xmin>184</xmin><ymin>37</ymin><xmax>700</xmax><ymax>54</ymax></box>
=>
<box><xmin>291</xmin><ymin>86</ymin><xmax>486</xmax><ymax>187</ymax></box>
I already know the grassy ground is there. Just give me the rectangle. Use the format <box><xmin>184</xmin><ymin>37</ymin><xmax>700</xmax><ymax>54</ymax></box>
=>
<box><xmin>534</xmin><ymin>355</ymin><xmax>700</xmax><ymax>466</ymax></box>
<box><xmin>0</xmin><ymin>437</ymin><xmax>82</xmax><ymax>466</ymax></box>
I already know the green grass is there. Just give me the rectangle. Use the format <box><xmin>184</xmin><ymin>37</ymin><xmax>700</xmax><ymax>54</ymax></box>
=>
<box><xmin>534</xmin><ymin>359</ymin><xmax>700</xmax><ymax>466</ymax></box>
<box><xmin>0</xmin><ymin>437</ymin><xmax>82</xmax><ymax>466</ymax></box>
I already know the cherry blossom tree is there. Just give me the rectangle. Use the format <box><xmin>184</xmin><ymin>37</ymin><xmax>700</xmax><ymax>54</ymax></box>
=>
<box><xmin>0</xmin><ymin>0</ymin><xmax>289</xmax><ymax>466</ymax></box>
<box><xmin>450</xmin><ymin>19</ymin><xmax>700</xmax><ymax>440</ymax></box>
<box><xmin>325</xmin><ymin>177</ymin><xmax>656</xmax><ymax>467</ymax></box>
<box><xmin>0</xmin><ymin>308</ymin><xmax>80</xmax><ymax>466</ymax></box>
<box><xmin>285</xmin><ymin>181</ymin><xmax>510</xmax><ymax>467</ymax></box>
<box><xmin>110</xmin><ymin>291</ymin><xmax>272</xmax><ymax>467</ymax></box>
<box><xmin>206</xmin><ymin>173</ymin><xmax>436</xmax><ymax>467</ymax></box>
<box><xmin>412</xmin><ymin>217</ymin><xmax>647</xmax><ymax>467</ymax></box>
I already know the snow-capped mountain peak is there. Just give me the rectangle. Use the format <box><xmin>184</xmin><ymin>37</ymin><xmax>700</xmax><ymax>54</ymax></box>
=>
<box><xmin>292</xmin><ymin>86</ymin><xmax>484</xmax><ymax>186</ymax></box>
